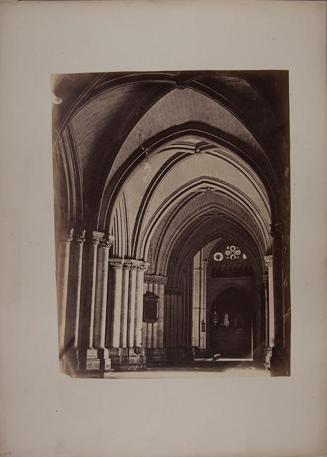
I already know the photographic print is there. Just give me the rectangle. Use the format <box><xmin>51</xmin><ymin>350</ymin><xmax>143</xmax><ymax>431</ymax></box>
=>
<box><xmin>52</xmin><ymin>70</ymin><xmax>290</xmax><ymax>378</ymax></box>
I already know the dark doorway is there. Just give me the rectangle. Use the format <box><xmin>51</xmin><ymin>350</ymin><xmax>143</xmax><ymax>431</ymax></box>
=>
<box><xmin>209</xmin><ymin>288</ymin><xmax>253</xmax><ymax>358</ymax></box>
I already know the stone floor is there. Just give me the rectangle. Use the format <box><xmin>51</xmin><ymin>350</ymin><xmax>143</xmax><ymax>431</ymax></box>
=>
<box><xmin>100</xmin><ymin>361</ymin><xmax>270</xmax><ymax>379</ymax></box>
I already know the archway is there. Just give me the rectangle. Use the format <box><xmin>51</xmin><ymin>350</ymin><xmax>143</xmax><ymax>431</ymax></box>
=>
<box><xmin>52</xmin><ymin>71</ymin><xmax>290</xmax><ymax>375</ymax></box>
<box><xmin>209</xmin><ymin>288</ymin><xmax>254</xmax><ymax>359</ymax></box>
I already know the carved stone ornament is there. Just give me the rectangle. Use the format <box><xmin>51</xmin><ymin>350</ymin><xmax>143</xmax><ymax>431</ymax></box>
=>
<box><xmin>92</xmin><ymin>231</ymin><xmax>104</xmax><ymax>246</ymax></box>
<box><xmin>109</xmin><ymin>258</ymin><xmax>124</xmax><ymax>270</ymax></box>
<box><xmin>76</xmin><ymin>229</ymin><xmax>86</xmax><ymax>244</ymax></box>
<box><xmin>132</xmin><ymin>260</ymin><xmax>149</xmax><ymax>272</ymax></box>
<box><xmin>100</xmin><ymin>235</ymin><xmax>115</xmax><ymax>248</ymax></box>
<box><xmin>120</xmin><ymin>259</ymin><xmax>149</xmax><ymax>271</ymax></box>
<box><xmin>65</xmin><ymin>228</ymin><xmax>74</xmax><ymax>243</ymax></box>
<box><xmin>264</xmin><ymin>255</ymin><xmax>273</xmax><ymax>268</ymax></box>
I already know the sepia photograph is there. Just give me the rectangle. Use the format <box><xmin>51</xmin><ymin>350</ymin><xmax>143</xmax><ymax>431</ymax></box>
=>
<box><xmin>52</xmin><ymin>70</ymin><xmax>290</xmax><ymax>378</ymax></box>
<box><xmin>1</xmin><ymin>1</ymin><xmax>326</xmax><ymax>456</ymax></box>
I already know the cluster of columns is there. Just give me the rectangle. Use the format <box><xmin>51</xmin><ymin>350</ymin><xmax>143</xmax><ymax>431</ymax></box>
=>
<box><xmin>57</xmin><ymin>228</ymin><xmax>150</xmax><ymax>372</ymax></box>
<box><xmin>191</xmin><ymin>250</ymin><xmax>208</xmax><ymax>350</ymax></box>
<box><xmin>57</xmin><ymin>228</ymin><xmax>276</xmax><ymax>372</ymax></box>
<box><xmin>57</xmin><ymin>229</ymin><xmax>115</xmax><ymax>371</ymax></box>
<box><xmin>109</xmin><ymin>258</ymin><xmax>148</xmax><ymax>368</ymax></box>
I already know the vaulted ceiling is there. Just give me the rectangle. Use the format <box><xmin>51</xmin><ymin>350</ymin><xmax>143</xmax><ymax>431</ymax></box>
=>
<box><xmin>53</xmin><ymin>71</ymin><xmax>289</xmax><ymax>284</ymax></box>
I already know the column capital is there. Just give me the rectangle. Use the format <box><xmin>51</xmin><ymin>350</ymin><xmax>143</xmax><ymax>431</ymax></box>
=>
<box><xmin>92</xmin><ymin>230</ymin><xmax>104</xmax><ymax>246</ymax></box>
<box><xmin>264</xmin><ymin>255</ymin><xmax>273</xmax><ymax>268</ymax></box>
<box><xmin>123</xmin><ymin>260</ymin><xmax>134</xmax><ymax>270</ymax></box>
<box><xmin>64</xmin><ymin>228</ymin><xmax>74</xmax><ymax>243</ymax></box>
<box><xmin>145</xmin><ymin>274</ymin><xmax>168</xmax><ymax>285</ymax></box>
<box><xmin>109</xmin><ymin>258</ymin><xmax>124</xmax><ymax>270</ymax></box>
<box><xmin>75</xmin><ymin>229</ymin><xmax>86</xmax><ymax>244</ymax></box>
<box><xmin>133</xmin><ymin>260</ymin><xmax>149</xmax><ymax>271</ymax></box>
<box><xmin>100</xmin><ymin>235</ymin><xmax>115</xmax><ymax>248</ymax></box>
<box><xmin>122</xmin><ymin>259</ymin><xmax>149</xmax><ymax>271</ymax></box>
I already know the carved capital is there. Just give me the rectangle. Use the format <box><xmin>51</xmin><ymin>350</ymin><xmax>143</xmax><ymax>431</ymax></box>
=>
<box><xmin>123</xmin><ymin>260</ymin><xmax>134</xmax><ymax>270</ymax></box>
<box><xmin>76</xmin><ymin>229</ymin><xmax>86</xmax><ymax>244</ymax></box>
<box><xmin>120</xmin><ymin>259</ymin><xmax>149</xmax><ymax>271</ymax></box>
<box><xmin>92</xmin><ymin>231</ymin><xmax>104</xmax><ymax>246</ymax></box>
<box><xmin>133</xmin><ymin>260</ymin><xmax>149</xmax><ymax>272</ymax></box>
<box><xmin>145</xmin><ymin>274</ymin><xmax>168</xmax><ymax>285</ymax></box>
<box><xmin>100</xmin><ymin>235</ymin><xmax>115</xmax><ymax>249</ymax></box>
<box><xmin>65</xmin><ymin>228</ymin><xmax>74</xmax><ymax>243</ymax></box>
<box><xmin>264</xmin><ymin>255</ymin><xmax>273</xmax><ymax>268</ymax></box>
<box><xmin>109</xmin><ymin>258</ymin><xmax>124</xmax><ymax>270</ymax></box>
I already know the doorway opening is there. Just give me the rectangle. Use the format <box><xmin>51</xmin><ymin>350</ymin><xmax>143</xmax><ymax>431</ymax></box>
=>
<box><xmin>209</xmin><ymin>288</ymin><xmax>254</xmax><ymax>360</ymax></box>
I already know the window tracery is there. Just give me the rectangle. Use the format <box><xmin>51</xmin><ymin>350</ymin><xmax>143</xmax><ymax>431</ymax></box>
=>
<box><xmin>213</xmin><ymin>245</ymin><xmax>247</xmax><ymax>262</ymax></box>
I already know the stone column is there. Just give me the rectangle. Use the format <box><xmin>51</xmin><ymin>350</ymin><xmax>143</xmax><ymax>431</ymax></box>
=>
<box><xmin>94</xmin><ymin>235</ymin><xmax>115</xmax><ymax>349</ymax></box>
<box><xmin>87</xmin><ymin>231</ymin><xmax>103</xmax><ymax>350</ymax></box>
<box><xmin>120</xmin><ymin>264</ymin><xmax>130</xmax><ymax>348</ymax></box>
<box><xmin>127</xmin><ymin>262</ymin><xmax>137</xmax><ymax>348</ymax></box>
<box><xmin>265</xmin><ymin>255</ymin><xmax>275</xmax><ymax>347</ymax></box>
<box><xmin>158</xmin><ymin>284</ymin><xmax>165</xmax><ymax>347</ymax></box>
<box><xmin>73</xmin><ymin>230</ymin><xmax>86</xmax><ymax>348</ymax></box>
<box><xmin>263</xmin><ymin>273</ymin><xmax>269</xmax><ymax>346</ymax></box>
<box><xmin>192</xmin><ymin>256</ymin><xmax>201</xmax><ymax>347</ymax></box>
<box><xmin>264</xmin><ymin>254</ymin><xmax>275</xmax><ymax>369</ymax></box>
<box><xmin>134</xmin><ymin>261</ymin><xmax>149</xmax><ymax>348</ymax></box>
<box><xmin>199</xmin><ymin>259</ymin><xmax>207</xmax><ymax>350</ymax></box>
<box><xmin>110</xmin><ymin>259</ymin><xmax>123</xmax><ymax>348</ymax></box>
<box><xmin>58</xmin><ymin>228</ymin><xmax>74</xmax><ymax>358</ymax></box>
<box><xmin>86</xmin><ymin>232</ymin><xmax>116</xmax><ymax>371</ymax></box>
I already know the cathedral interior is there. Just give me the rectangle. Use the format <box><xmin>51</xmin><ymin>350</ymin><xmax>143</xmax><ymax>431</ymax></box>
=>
<box><xmin>52</xmin><ymin>70</ymin><xmax>290</xmax><ymax>377</ymax></box>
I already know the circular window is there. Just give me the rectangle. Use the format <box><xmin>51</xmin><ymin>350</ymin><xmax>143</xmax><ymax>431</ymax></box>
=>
<box><xmin>213</xmin><ymin>252</ymin><xmax>224</xmax><ymax>262</ymax></box>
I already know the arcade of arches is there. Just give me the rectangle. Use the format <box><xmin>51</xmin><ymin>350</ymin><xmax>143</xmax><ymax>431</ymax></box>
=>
<box><xmin>53</xmin><ymin>71</ymin><xmax>290</xmax><ymax>376</ymax></box>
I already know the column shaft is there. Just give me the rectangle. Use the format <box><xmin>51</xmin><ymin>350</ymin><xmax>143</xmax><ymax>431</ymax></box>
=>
<box><xmin>158</xmin><ymin>284</ymin><xmax>165</xmax><ymax>348</ymax></box>
<box><xmin>58</xmin><ymin>229</ymin><xmax>73</xmax><ymax>354</ymax></box>
<box><xmin>134</xmin><ymin>267</ymin><xmax>146</xmax><ymax>347</ymax></box>
<box><xmin>127</xmin><ymin>268</ymin><xmax>137</xmax><ymax>348</ymax></box>
<box><xmin>94</xmin><ymin>242</ymin><xmax>110</xmax><ymax>348</ymax></box>
<box><xmin>88</xmin><ymin>232</ymin><xmax>103</xmax><ymax>348</ymax></box>
<box><xmin>111</xmin><ymin>262</ymin><xmax>123</xmax><ymax>348</ymax></box>
<box><xmin>267</xmin><ymin>262</ymin><xmax>275</xmax><ymax>347</ymax></box>
<box><xmin>120</xmin><ymin>267</ymin><xmax>129</xmax><ymax>347</ymax></box>
<box><xmin>73</xmin><ymin>232</ymin><xmax>85</xmax><ymax>347</ymax></box>
<box><xmin>263</xmin><ymin>275</ymin><xmax>269</xmax><ymax>346</ymax></box>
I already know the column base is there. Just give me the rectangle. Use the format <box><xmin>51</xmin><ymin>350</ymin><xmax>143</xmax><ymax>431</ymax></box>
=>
<box><xmin>264</xmin><ymin>346</ymin><xmax>273</xmax><ymax>370</ymax></box>
<box><xmin>145</xmin><ymin>348</ymin><xmax>167</xmax><ymax>366</ymax></box>
<box><xmin>61</xmin><ymin>347</ymin><xmax>86</xmax><ymax>375</ymax></box>
<box><xmin>109</xmin><ymin>347</ymin><xmax>147</xmax><ymax>371</ymax></box>
<box><xmin>85</xmin><ymin>348</ymin><xmax>111</xmax><ymax>371</ymax></box>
